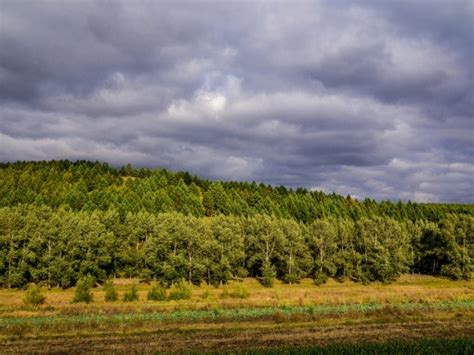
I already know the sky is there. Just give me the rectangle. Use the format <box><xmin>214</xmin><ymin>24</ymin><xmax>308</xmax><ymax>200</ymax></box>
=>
<box><xmin>0</xmin><ymin>0</ymin><xmax>473</xmax><ymax>202</ymax></box>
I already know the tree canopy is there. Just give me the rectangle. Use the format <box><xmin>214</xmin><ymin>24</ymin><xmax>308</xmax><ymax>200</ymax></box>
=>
<box><xmin>0</xmin><ymin>160</ymin><xmax>472</xmax><ymax>288</ymax></box>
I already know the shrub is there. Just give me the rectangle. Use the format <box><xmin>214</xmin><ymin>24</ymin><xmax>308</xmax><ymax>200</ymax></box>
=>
<box><xmin>73</xmin><ymin>277</ymin><xmax>94</xmax><ymax>303</ymax></box>
<box><xmin>313</xmin><ymin>273</ymin><xmax>328</xmax><ymax>286</ymax></box>
<box><xmin>123</xmin><ymin>284</ymin><xmax>139</xmax><ymax>302</ymax></box>
<box><xmin>236</xmin><ymin>267</ymin><xmax>248</xmax><ymax>279</ymax></box>
<box><xmin>147</xmin><ymin>284</ymin><xmax>167</xmax><ymax>301</ymax></box>
<box><xmin>23</xmin><ymin>284</ymin><xmax>46</xmax><ymax>306</ymax></box>
<box><xmin>283</xmin><ymin>273</ymin><xmax>301</xmax><ymax>285</ymax></box>
<box><xmin>261</xmin><ymin>263</ymin><xmax>275</xmax><ymax>287</ymax></box>
<box><xmin>103</xmin><ymin>280</ymin><xmax>118</xmax><ymax>302</ymax></box>
<box><xmin>168</xmin><ymin>280</ymin><xmax>192</xmax><ymax>300</ymax></box>
<box><xmin>230</xmin><ymin>283</ymin><xmax>249</xmax><ymax>299</ymax></box>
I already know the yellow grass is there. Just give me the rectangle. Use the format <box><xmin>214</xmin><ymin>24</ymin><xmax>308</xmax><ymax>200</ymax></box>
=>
<box><xmin>0</xmin><ymin>274</ymin><xmax>472</xmax><ymax>318</ymax></box>
<box><xmin>0</xmin><ymin>275</ymin><xmax>472</xmax><ymax>353</ymax></box>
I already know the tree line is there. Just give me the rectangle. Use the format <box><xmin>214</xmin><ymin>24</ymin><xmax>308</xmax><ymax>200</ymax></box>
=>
<box><xmin>1</xmin><ymin>205</ymin><xmax>471</xmax><ymax>288</ymax></box>
<box><xmin>1</xmin><ymin>160</ymin><xmax>472</xmax><ymax>223</ymax></box>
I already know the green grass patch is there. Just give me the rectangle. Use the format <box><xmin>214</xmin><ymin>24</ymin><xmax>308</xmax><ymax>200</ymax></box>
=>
<box><xmin>0</xmin><ymin>300</ymin><xmax>472</xmax><ymax>329</ymax></box>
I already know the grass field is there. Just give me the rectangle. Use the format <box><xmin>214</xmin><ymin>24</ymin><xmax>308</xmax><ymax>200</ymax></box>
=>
<box><xmin>0</xmin><ymin>275</ymin><xmax>473</xmax><ymax>353</ymax></box>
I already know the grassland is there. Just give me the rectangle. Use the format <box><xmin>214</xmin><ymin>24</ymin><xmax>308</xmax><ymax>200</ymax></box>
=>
<box><xmin>0</xmin><ymin>275</ymin><xmax>473</xmax><ymax>353</ymax></box>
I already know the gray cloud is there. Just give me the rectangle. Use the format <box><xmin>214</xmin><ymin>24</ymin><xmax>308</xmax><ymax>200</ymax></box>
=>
<box><xmin>0</xmin><ymin>0</ymin><xmax>472</xmax><ymax>202</ymax></box>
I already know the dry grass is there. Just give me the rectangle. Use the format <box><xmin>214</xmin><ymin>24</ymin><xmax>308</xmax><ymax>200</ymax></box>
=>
<box><xmin>0</xmin><ymin>275</ymin><xmax>472</xmax><ymax>353</ymax></box>
<box><xmin>1</xmin><ymin>318</ymin><xmax>472</xmax><ymax>353</ymax></box>
<box><xmin>0</xmin><ymin>274</ymin><xmax>472</xmax><ymax>318</ymax></box>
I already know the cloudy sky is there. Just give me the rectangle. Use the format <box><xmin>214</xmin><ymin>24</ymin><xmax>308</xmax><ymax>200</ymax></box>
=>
<box><xmin>0</xmin><ymin>0</ymin><xmax>473</xmax><ymax>202</ymax></box>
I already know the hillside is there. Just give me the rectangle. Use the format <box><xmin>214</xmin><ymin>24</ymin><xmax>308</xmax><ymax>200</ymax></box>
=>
<box><xmin>1</xmin><ymin>160</ymin><xmax>472</xmax><ymax>221</ymax></box>
<box><xmin>0</xmin><ymin>160</ymin><xmax>472</xmax><ymax>288</ymax></box>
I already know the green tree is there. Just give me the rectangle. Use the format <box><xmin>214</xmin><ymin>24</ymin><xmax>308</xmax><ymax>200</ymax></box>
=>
<box><xmin>24</xmin><ymin>284</ymin><xmax>46</xmax><ymax>306</ymax></box>
<box><xmin>278</xmin><ymin>219</ymin><xmax>311</xmax><ymax>284</ymax></box>
<box><xmin>245</xmin><ymin>215</ymin><xmax>285</xmax><ymax>286</ymax></box>
<box><xmin>203</xmin><ymin>182</ymin><xmax>231</xmax><ymax>216</ymax></box>
<box><xmin>73</xmin><ymin>277</ymin><xmax>94</xmax><ymax>303</ymax></box>
<box><xmin>306</xmin><ymin>218</ymin><xmax>338</xmax><ymax>284</ymax></box>
<box><xmin>103</xmin><ymin>280</ymin><xmax>118</xmax><ymax>302</ymax></box>
<box><xmin>206</xmin><ymin>216</ymin><xmax>246</xmax><ymax>285</ymax></box>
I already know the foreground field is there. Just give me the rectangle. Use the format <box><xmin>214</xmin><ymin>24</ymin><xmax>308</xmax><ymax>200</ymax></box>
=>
<box><xmin>0</xmin><ymin>275</ymin><xmax>473</xmax><ymax>353</ymax></box>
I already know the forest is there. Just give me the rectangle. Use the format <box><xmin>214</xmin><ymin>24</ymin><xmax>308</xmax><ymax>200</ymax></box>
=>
<box><xmin>0</xmin><ymin>160</ymin><xmax>472</xmax><ymax>288</ymax></box>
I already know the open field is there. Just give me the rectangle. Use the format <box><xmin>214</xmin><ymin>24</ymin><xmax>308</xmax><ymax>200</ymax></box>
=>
<box><xmin>0</xmin><ymin>275</ymin><xmax>473</xmax><ymax>353</ymax></box>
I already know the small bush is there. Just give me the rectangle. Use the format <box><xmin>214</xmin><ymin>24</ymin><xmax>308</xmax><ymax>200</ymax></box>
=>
<box><xmin>147</xmin><ymin>284</ymin><xmax>167</xmax><ymax>301</ymax></box>
<box><xmin>236</xmin><ymin>267</ymin><xmax>248</xmax><ymax>279</ymax></box>
<box><xmin>168</xmin><ymin>280</ymin><xmax>192</xmax><ymax>300</ymax></box>
<box><xmin>313</xmin><ymin>273</ymin><xmax>328</xmax><ymax>286</ymax></box>
<box><xmin>230</xmin><ymin>284</ymin><xmax>249</xmax><ymax>299</ymax></box>
<box><xmin>283</xmin><ymin>274</ymin><xmax>301</xmax><ymax>284</ymax></box>
<box><xmin>261</xmin><ymin>263</ymin><xmax>275</xmax><ymax>287</ymax></box>
<box><xmin>123</xmin><ymin>284</ymin><xmax>139</xmax><ymax>302</ymax></box>
<box><xmin>73</xmin><ymin>277</ymin><xmax>94</xmax><ymax>303</ymax></box>
<box><xmin>103</xmin><ymin>280</ymin><xmax>118</xmax><ymax>302</ymax></box>
<box><xmin>23</xmin><ymin>284</ymin><xmax>46</xmax><ymax>306</ymax></box>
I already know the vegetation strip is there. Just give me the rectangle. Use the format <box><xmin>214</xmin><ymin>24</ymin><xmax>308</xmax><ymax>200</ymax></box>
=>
<box><xmin>219</xmin><ymin>338</ymin><xmax>474</xmax><ymax>355</ymax></box>
<box><xmin>1</xmin><ymin>161</ymin><xmax>472</xmax><ymax>290</ymax></box>
<box><xmin>1</xmin><ymin>300</ymin><xmax>472</xmax><ymax>327</ymax></box>
<box><xmin>2</xmin><ymin>321</ymin><xmax>473</xmax><ymax>354</ymax></box>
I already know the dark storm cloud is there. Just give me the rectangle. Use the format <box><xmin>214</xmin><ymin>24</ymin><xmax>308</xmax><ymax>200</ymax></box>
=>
<box><xmin>0</xmin><ymin>0</ymin><xmax>472</xmax><ymax>202</ymax></box>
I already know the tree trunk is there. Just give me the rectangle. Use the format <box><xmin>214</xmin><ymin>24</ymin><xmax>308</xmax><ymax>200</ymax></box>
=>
<box><xmin>48</xmin><ymin>238</ymin><xmax>52</xmax><ymax>288</ymax></box>
<box><xmin>288</xmin><ymin>251</ymin><xmax>293</xmax><ymax>284</ymax></box>
<box><xmin>188</xmin><ymin>254</ymin><xmax>192</xmax><ymax>283</ymax></box>
<box><xmin>320</xmin><ymin>243</ymin><xmax>324</xmax><ymax>274</ymax></box>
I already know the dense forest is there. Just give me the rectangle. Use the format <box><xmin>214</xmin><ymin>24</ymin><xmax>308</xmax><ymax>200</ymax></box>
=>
<box><xmin>0</xmin><ymin>160</ymin><xmax>472</xmax><ymax>288</ymax></box>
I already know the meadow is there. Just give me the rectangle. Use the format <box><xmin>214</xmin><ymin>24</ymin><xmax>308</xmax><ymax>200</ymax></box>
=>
<box><xmin>0</xmin><ymin>275</ymin><xmax>473</xmax><ymax>353</ymax></box>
